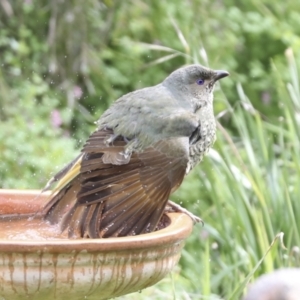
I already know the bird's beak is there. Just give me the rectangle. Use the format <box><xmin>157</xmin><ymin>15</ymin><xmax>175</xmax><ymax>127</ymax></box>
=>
<box><xmin>214</xmin><ymin>70</ymin><xmax>229</xmax><ymax>82</ymax></box>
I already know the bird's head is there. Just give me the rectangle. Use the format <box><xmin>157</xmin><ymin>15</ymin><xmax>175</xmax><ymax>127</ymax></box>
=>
<box><xmin>163</xmin><ymin>64</ymin><xmax>229</xmax><ymax>109</ymax></box>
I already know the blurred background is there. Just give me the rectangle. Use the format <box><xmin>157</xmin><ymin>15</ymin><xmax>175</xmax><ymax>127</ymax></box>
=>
<box><xmin>1</xmin><ymin>0</ymin><xmax>300</xmax><ymax>299</ymax></box>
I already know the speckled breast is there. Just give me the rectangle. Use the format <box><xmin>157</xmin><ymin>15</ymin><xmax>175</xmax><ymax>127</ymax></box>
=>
<box><xmin>187</xmin><ymin>104</ymin><xmax>216</xmax><ymax>172</ymax></box>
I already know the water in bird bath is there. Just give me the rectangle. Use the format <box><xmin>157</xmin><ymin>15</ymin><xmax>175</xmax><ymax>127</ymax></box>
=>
<box><xmin>0</xmin><ymin>190</ymin><xmax>68</xmax><ymax>240</ymax></box>
<box><xmin>0</xmin><ymin>217</ymin><xmax>67</xmax><ymax>240</ymax></box>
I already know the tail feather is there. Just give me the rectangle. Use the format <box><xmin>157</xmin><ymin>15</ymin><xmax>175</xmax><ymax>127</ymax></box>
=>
<box><xmin>108</xmin><ymin>191</ymin><xmax>169</xmax><ymax>237</ymax></box>
<box><xmin>43</xmin><ymin>154</ymin><xmax>83</xmax><ymax>192</ymax></box>
<box><xmin>124</xmin><ymin>189</ymin><xmax>170</xmax><ymax>236</ymax></box>
<box><xmin>44</xmin><ymin>179</ymin><xmax>81</xmax><ymax>224</ymax></box>
<box><xmin>87</xmin><ymin>203</ymin><xmax>104</xmax><ymax>238</ymax></box>
<box><xmin>64</xmin><ymin>204</ymin><xmax>87</xmax><ymax>238</ymax></box>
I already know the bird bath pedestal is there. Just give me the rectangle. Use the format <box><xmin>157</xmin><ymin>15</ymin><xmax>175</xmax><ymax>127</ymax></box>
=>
<box><xmin>0</xmin><ymin>189</ymin><xmax>193</xmax><ymax>300</ymax></box>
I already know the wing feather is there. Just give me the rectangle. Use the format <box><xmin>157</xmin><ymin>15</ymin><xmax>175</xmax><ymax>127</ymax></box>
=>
<box><xmin>43</xmin><ymin>128</ymin><xmax>189</xmax><ymax>238</ymax></box>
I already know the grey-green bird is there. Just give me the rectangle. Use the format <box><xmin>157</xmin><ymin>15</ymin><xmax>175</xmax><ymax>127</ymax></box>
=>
<box><xmin>42</xmin><ymin>64</ymin><xmax>229</xmax><ymax>238</ymax></box>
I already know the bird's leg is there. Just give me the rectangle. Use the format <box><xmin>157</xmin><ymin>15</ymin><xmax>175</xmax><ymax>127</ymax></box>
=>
<box><xmin>123</xmin><ymin>138</ymin><xmax>139</xmax><ymax>159</ymax></box>
<box><xmin>105</xmin><ymin>134</ymin><xmax>119</xmax><ymax>145</ymax></box>
<box><xmin>165</xmin><ymin>200</ymin><xmax>203</xmax><ymax>225</ymax></box>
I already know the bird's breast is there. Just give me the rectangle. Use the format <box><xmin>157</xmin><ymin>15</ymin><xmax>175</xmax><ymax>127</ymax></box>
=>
<box><xmin>187</xmin><ymin>106</ymin><xmax>216</xmax><ymax>173</ymax></box>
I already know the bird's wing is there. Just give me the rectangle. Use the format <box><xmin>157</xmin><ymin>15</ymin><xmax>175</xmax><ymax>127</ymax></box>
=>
<box><xmin>43</xmin><ymin>128</ymin><xmax>189</xmax><ymax>238</ymax></box>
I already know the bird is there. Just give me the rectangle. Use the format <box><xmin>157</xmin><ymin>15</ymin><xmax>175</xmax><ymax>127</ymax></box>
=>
<box><xmin>243</xmin><ymin>268</ymin><xmax>300</xmax><ymax>300</ymax></box>
<box><xmin>41</xmin><ymin>64</ymin><xmax>229</xmax><ymax>239</ymax></box>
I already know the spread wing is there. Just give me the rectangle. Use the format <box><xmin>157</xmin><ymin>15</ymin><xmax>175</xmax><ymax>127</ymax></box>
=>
<box><xmin>43</xmin><ymin>128</ymin><xmax>189</xmax><ymax>238</ymax></box>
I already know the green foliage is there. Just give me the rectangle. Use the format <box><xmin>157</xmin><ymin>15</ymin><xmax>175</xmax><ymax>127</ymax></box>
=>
<box><xmin>1</xmin><ymin>0</ymin><xmax>300</xmax><ymax>299</ymax></box>
<box><xmin>0</xmin><ymin>73</ymin><xmax>77</xmax><ymax>188</ymax></box>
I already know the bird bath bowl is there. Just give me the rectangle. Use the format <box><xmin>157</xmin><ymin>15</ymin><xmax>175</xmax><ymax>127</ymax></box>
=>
<box><xmin>0</xmin><ymin>189</ymin><xmax>193</xmax><ymax>300</ymax></box>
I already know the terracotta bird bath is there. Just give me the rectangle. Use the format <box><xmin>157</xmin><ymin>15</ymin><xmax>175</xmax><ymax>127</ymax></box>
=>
<box><xmin>0</xmin><ymin>189</ymin><xmax>193</xmax><ymax>300</ymax></box>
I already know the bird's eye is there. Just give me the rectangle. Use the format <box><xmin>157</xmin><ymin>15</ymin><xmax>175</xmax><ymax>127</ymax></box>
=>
<box><xmin>196</xmin><ymin>79</ymin><xmax>205</xmax><ymax>85</ymax></box>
